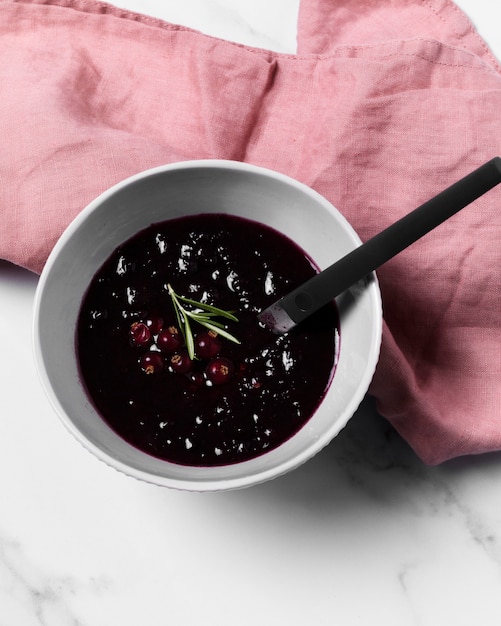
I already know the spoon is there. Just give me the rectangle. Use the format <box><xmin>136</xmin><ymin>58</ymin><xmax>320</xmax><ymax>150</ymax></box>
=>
<box><xmin>258</xmin><ymin>157</ymin><xmax>501</xmax><ymax>334</ymax></box>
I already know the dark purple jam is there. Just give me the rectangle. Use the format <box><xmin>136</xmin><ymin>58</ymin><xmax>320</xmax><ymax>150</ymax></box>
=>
<box><xmin>77</xmin><ymin>214</ymin><xmax>339</xmax><ymax>466</ymax></box>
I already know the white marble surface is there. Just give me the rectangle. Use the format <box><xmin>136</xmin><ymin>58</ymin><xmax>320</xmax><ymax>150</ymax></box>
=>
<box><xmin>2</xmin><ymin>1</ymin><xmax>501</xmax><ymax>624</ymax></box>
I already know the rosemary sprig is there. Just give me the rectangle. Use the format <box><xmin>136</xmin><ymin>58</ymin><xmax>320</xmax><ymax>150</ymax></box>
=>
<box><xmin>167</xmin><ymin>284</ymin><xmax>240</xmax><ymax>359</ymax></box>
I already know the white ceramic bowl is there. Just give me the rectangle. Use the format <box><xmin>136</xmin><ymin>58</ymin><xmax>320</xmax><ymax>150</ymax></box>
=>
<box><xmin>33</xmin><ymin>160</ymin><xmax>382</xmax><ymax>491</ymax></box>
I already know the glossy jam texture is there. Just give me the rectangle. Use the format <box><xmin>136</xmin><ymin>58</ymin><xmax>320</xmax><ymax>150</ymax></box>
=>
<box><xmin>77</xmin><ymin>214</ymin><xmax>339</xmax><ymax>466</ymax></box>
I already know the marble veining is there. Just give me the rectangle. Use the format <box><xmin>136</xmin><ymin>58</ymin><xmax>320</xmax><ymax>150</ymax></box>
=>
<box><xmin>0</xmin><ymin>533</ymin><xmax>80</xmax><ymax>625</ymax></box>
<box><xmin>341</xmin><ymin>415</ymin><xmax>501</xmax><ymax>575</ymax></box>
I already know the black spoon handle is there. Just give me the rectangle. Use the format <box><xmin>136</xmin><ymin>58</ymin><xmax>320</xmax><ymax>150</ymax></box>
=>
<box><xmin>262</xmin><ymin>157</ymin><xmax>501</xmax><ymax>331</ymax></box>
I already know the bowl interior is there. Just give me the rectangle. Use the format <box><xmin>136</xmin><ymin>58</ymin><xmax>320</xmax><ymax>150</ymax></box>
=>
<box><xmin>33</xmin><ymin>160</ymin><xmax>382</xmax><ymax>491</ymax></box>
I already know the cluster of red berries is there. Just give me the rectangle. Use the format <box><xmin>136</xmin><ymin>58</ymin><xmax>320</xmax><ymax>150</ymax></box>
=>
<box><xmin>129</xmin><ymin>316</ymin><xmax>234</xmax><ymax>385</ymax></box>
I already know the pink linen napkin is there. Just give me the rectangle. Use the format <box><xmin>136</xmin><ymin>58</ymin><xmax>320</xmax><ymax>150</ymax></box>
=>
<box><xmin>1</xmin><ymin>0</ymin><xmax>500</xmax><ymax>464</ymax></box>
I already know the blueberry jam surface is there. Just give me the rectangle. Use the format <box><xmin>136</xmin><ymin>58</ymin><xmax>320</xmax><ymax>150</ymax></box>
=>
<box><xmin>77</xmin><ymin>214</ymin><xmax>339</xmax><ymax>467</ymax></box>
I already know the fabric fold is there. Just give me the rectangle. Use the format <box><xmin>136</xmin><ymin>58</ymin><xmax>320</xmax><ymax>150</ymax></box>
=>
<box><xmin>297</xmin><ymin>0</ymin><xmax>501</xmax><ymax>74</ymax></box>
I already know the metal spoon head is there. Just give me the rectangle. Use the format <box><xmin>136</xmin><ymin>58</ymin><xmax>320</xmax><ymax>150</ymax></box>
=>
<box><xmin>257</xmin><ymin>301</ymin><xmax>296</xmax><ymax>334</ymax></box>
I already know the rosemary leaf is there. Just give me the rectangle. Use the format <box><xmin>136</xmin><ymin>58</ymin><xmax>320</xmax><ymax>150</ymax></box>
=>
<box><xmin>200</xmin><ymin>320</ymin><xmax>240</xmax><ymax>345</ymax></box>
<box><xmin>167</xmin><ymin>283</ymin><xmax>240</xmax><ymax>358</ymax></box>
<box><xmin>184</xmin><ymin>315</ymin><xmax>195</xmax><ymax>360</ymax></box>
<box><xmin>176</xmin><ymin>294</ymin><xmax>238</xmax><ymax>322</ymax></box>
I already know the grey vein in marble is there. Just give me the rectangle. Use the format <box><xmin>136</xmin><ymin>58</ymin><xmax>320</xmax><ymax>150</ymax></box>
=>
<box><xmin>0</xmin><ymin>534</ymin><xmax>109</xmax><ymax>626</ymax></box>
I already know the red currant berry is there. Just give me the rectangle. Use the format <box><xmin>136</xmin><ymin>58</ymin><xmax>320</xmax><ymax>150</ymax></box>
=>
<box><xmin>206</xmin><ymin>357</ymin><xmax>234</xmax><ymax>385</ymax></box>
<box><xmin>129</xmin><ymin>321</ymin><xmax>151</xmax><ymax>347</ymax></box>
<box><xmin>139</xmin><ymin>352</ymin><xmax>164</xmax><ymax>374</ymax></box>
<box><xmin>187</xmin><ymin>371</ymin><xmax>206</xmax><ymax>388</ymax></box>
<box><xmin>170</xmin><ymin>351</ymin><xmax>194</xmax><ymax>374</ymax></box>
<box><xmin>157</xmin><ymin>326</ymin><xmax>183</xmax><ymax>353</ymax></box>
<box><xmin>194</xmin><ymin>330</ymin><xmax>221</xmax><ymax>359</ymax></box>
<box><xmin>145</xmin><ymin>315</ymin><xmax>164</xmax><ymax>335</ymax></box>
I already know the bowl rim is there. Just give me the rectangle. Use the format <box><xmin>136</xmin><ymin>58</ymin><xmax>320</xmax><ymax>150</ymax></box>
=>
<box><xmin>33</xmin><ymin>159</ymin><xmax>382</xmax><ymax>491</ymax></box>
